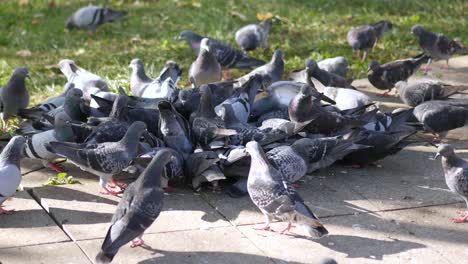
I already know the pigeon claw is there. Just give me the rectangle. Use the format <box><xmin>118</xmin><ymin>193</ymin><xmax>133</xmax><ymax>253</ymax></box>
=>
<box><xmin>279</xmin><ymin>223</ymin><xmax>294</xmax><ymax>234</ymax></box>
<box><xmin>130</xmin><ymin>238</ymin><xmax>145</xmax><ymax>248</ymax></box>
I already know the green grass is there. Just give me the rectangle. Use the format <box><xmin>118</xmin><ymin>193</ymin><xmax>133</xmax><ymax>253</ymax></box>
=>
<box><xmin>0</xmin><ymin>0</ymin><xmax>467</xmax><ymax>102</ymax></box>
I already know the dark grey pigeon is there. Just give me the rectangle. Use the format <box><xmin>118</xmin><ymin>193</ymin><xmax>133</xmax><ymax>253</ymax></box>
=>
<box><xmin>95</xmin><ymin>149</ymin><xmax>172</xmax><ymax>264</ymax></box>
<box><xmin>185</xmin><ymin>149</ymin><xmax>225</xmax><ymax>191</ymax></box>
<box><xmin>129</xmin><ymin>58</ymin><xmax>153</xmax><ymax>97</ymax></box>
<box><xmin>245</xmin><ymin>141</ymin><xmax>328</xmax><ymax>238</ymax></box>
<box><xmin>0</xmin><ymin>67</ymin><xmax>30</xmax><ymax>124</ymax></box>
<box><xmin>46</xmin><ymin>121</ymin><xmax>148</xmax><ymax>195</ymax></box>
<box><xmin>0</xmin><ymin>136</ymin><xmax>26</xmax><ymax>215</ymax></box>
<box><xmin>236</xmin><ymin>49</ymin><xmax>284</xmax><ymax>86</ymax></box>
<box><xmin>367</xmin><ymin>53</ymin><xmax>430</xmax><ymax>95</ymax></box>
<box><xmin>411</xmin><ymin>25</ymin><xmax>468</xmax><ymax>70</ymax></box>
<box><xmin>189</xmin><ymin>38</ymin><xmax>222</xmax><ymax>87</ymax></box>
<box><xmin>235</xmin><ymin>20</ymin><xmax>272</xmax><ymax>52</ymax></box>
<box><xmin>178</xmin><ymin>30</ymin><xmax>265</xmax><ymax>69</ymax></box>
<box><xmin>434</xmin><ymin>144</ymin><xmax>468</xmax><ymax>223</ymax></box>
<box><xmin>157</xmin><ymin>100</ymin><xmax>193</xmax><ymax>159</ymax></box>
<box><xmin>347</xmin><ymin>20</ymin><xmax>393</xmax><ymax>61</ymax></box>
<box><xmin>66</xmin><ymin>5</ymin><xmax>127</xmax><ymax>33</ymax></box>
<box><xmin>304</xmin><ymin>59</ymin><xmax>353</xmax><ymax>89</ymax></box>
<box><xmin>413</xmin><ymin>100</ymin><xmax>468</xmax><ymax>140</ymax></box>
<box><xmin>395</xmin><ymin>80</ymin><xmax>468</xmax><ymax>107</ymax></box>
<box><xmin>23</xmin><ymin>112</ymin><xmax>75</xmax><ymax>173</ymax></box>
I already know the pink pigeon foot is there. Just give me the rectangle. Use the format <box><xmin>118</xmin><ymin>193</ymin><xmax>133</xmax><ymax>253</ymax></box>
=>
<box><xmin>0</xmin><ymin>206</ymin><xmax>16</xmax><ymax>215</ymax></box>
<box><xmin>110</xmin><ymin>180</ymin><xmax>127</xmax><ymax>190</ymax></box>
<box><xmin>280</xmin><ymin>223</ymin><xmax>295</xmax><ymax>234</ymax></box>
<box><xmin>130</xmin><ymin>238</ymin><xmax>145</xmax><ymax>248</ymax></box>
<box><xmin>452</xmin><ymin>211</ymin><xmax>468</xmax><ymax>223</ymax></box>
<box><xmin>100</xmin><ymin>186</ymin><xmax>123</xmax><ymax>196</ymax></box>
<box><xmin>253</xmin><ymin>223</ymin><xmax>271</xmax><ymax>231</ymax></box>
<box><xmin>49</xmin><ymin>163</ymin><xmax>66</xmax><ymax>173</ymax></box>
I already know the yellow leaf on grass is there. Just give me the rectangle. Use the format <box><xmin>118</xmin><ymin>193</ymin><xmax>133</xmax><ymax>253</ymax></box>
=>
<box><xmin>256</xmin><ymin>12</ymin><xmax>273</xmax><ymax>21</ymax></box>
<box><xmin>18</xmin><ymin>0</ymin><xmax>29</xmax><ymax>6</ymax></box>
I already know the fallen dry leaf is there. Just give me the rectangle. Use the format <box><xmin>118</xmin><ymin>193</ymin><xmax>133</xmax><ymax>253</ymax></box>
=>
<box><xmin>256</xmin><ymin>12</ymin><xmax>273</xmax><ymax>21</ymax></box>
<box><xmin>16</xmin><ymin>49</ymin><xmax>32</xmax><ymax>57</ymax></box>
<box><xmin>31</xmin><ymin>19</ymin><xmax>41</xmax><ymax>25</ymax></box>
<box><xmin>230</xmin><ymin>11</ymin><xmax>247</xmax><ymax>22</ymax></box>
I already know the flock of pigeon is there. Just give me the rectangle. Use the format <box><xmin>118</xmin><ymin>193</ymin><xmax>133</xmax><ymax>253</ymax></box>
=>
<box><xmin>0</xmin><ymin>4</ymin><xmax>468</xmax><ymax>264</ymax></box>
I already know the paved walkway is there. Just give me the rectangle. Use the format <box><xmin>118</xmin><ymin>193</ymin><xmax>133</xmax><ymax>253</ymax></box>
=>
<box><xmin>1</xmin><ymin>57</ymin><xmax>468</xmax><ymax>264</ymax></box>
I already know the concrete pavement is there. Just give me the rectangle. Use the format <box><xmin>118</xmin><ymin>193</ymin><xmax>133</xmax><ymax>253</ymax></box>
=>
<box><xmin>1</xmin><ymin>57</ymin><xmax>468</xmax><ymax>264</ymax></box>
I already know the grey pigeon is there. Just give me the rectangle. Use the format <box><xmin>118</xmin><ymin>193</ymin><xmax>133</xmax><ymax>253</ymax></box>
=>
<box><xmin>347</xmin><ymin>20</ymin><xmax>393</xmax><ymax>61</ymax></box>
<box><xmin>0</xmin><ymin>67</ymin><xmax>30</xmax><ymax>125</ymax></box>
<box><xmin>395</xmin><ymin>80</ymin><xmax>468</xmax><ymax>107</ymax></box>
<box><xmin>23</xmin><ymin>112</ymin><xmax>75</xmax><ymax>172</ymax></box>
<box><xmin>66</xmin><ymin>5</ymin><xmax>127</xmax><ymax>33</ymax></box>
<box><xmin>367</xmin><ymin>53</ymin><xmax>430</xmax><ymax>95</ymax></box>
<box><xmin>189</xmin><ymin>38</ymin><xmax>222</xmax><ymax>87</ymax></box>
<box><xmin>138</xmin><ymin>61</ymin><xmax>181</xmax><ymax>100</ymax></box>
<box><xmin>178</xmin><ymin>30</ymin><xmax>265</xmax><ymax>69</ymax></box>
<box><xmin>157</xmin><ymin>100</ymin><xmax>193</xmax><ymax>159</ymax></box>
<box><xmin>304</xmin><ymin>59</ymin><xmax>353</xmax><ymax>89</ymax></box>
<box><xmin>129</xmin><ymin>58</ymin><xmax>153</xmax><ymax>96</ymax></box>
<box><xmin>290</xmin><ymin>57</ymin><xmax>349</xmax><ymax>82</ymax></box>
<box><xmin>186</xmin><ymin>149</ymin><xmax>226</xmax><ymax>191</ymax></box>
<box><xmin>236</xmin><ymin>49</ymin><xmax>284</xmax><ymax>86</ymax></box>
<box><xmin>322</xmin><ymin>86</ymin><xmax>374</xmax><ymax>111</ymax></box>
<box><xmin>245</xmin><ymin>141</ymin><xmax>328</xmax><ymax>238</ymax></box>
<box><xmin>95</xmin><ymin>149</ymin><xmax>172</xmax><ymax>264</ymax></box>
<box><xmin>46</xmin><ymin>121</ymin><xmax>148</xmax><ymax>195</ymax></box>
<box><xmin>0</xmin><ymin>136</ymin><xmax>26</xmax><ymax>215</ymax></box>
<box><xmin>58</xmin><ymin>59</ymin><xmax>109</xmax><ymax>101</ymax></box>
<box><xmin>434</xmin><ymin>144</ymin><xmax>468</xmax><ymax>223</ymax></box>
<box><xmin>411</xmin><ymin>25</ymin><xmax>468</xmax><ymax>69</ymax></box>
<box><xmin>413</xmin><ymin>100</ymin><xmax>468</xmax><ymax>140</ymax></box>
<box><xmin>235</xmin><ymin>20</ymin><xmax>272</xmax><ymax>52</ymax></box>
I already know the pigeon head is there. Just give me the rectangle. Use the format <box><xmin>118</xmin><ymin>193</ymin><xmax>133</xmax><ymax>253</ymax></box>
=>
<box><xmin>368</xmin><ymin>60</ymin><xmax>380</xmax><ymax>71</ymax></box>
<box><xmin>0</xmin><ymin>136</ymin><xmax>26</xmax><ymax>167</ymax></box>
<box><xmin>58</xmin><ymin>59</ymin><xmax>79</xmax><ymax>75</ymax></box>
<box><xmin>411</xmin><ymin>25</ymin><xmax>424</xmax><ymax>36</ymax></box>
<box><xmin>139</xmin><ymin>148</ymin><xmax>174</xmax><ymax>188</ymax></box>
<box><xmin>272</xmin><ymin>49</ymin><xmax>284</xmax><ymax>63</ymax></box>
<box><xmin>200</xmin><ymin>38</ymin><xmax>211</xmax><ymax>52</ymax></box>
<box><xmin>12</xmin><ymin>67</ymin><xmax>30</xmax><ymax>80</ymax></box>
<box><xmin>245</xmin><ymin>141</ymin><xmax>261</xmax><ymax>155</ymax></box>
<box><xmin>305</xmin><ymin>59</ymin><xmax>318</xmax><ymax>73</ymax></box>
<box><xmin>259</xmin><ymin>20</ymin><xmax>273</xmax><ymax>31</ymax></box>
<box><xmin>54</xmin><ymin>112</ymin><xmax>74</xmax><ymax>142</ymax></box>
<box><xmin>299</xmin><ymin>83</ymin><xmax>314</xmax><ymax>97</ymax></box>
<box><xmin>434</xmin><ymin>144</ymin><xmax>455</xmax><ymax>159</ymax></box>
<box><xmin>198</xmin><ymin>84</ymin><xmax>217</xmax><ymax>118</ymax></box>
<box><xmin>157</xmin><ymin>100</ymin><xmax>173</xmax><ymax>112</ymax></box>
<box><xmin>102</xmin><ymin>8</ymin><xmax>128</xmax><ymax>23</ymax></box>
<box><xmin>177</xmin><ymin>30</ymin><xmax>202</xmax><ymax>42</ymax></box>
<box><xmin>159</xmin><ymin>60</ymin><xmax>182</xmax><ymax>83</ymax></box>
<box><xmin>65</xmin><ymin>16</ymin><xmax>75</xmax><ymax>30</ymax></box>
<box><xmin>129</xmin><ymin>58</ymin><xmax>143</xmax><ymax>70</ymax></box>
<box><xmin>122</xmin><ymin>121</ymin><xmax>147</xmax><ymax>144</ymax></box>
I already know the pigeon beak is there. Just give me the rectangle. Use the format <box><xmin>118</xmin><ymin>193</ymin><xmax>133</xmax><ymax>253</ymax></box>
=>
<box><xmin>432</xmin><ymin>153</ymin><xmax>441</xmax><ymax>160</ymax></box>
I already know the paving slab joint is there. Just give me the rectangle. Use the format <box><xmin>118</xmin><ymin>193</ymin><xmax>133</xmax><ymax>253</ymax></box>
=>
<box><xmin>26</xmin><ymin>188</ymin><xmax>94</xmax><ymax>264</ymax></box>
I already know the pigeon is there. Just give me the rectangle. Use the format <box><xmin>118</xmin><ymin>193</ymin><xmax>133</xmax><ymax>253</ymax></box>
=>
<box><xmin>395</xmin><ymin>80</ymin><xmax>468</xmax><ymax>107</ymax></box>
<box><xmin>157</xmin><ymin>100</ymin><xmax>193</xmax><ymax>159</ymax></box>
<box><xmin>322</xmin><ymin>86</ymin><xmax>374</xmax><ymax>111</ymax></box>
<box><xmin>317</xmin><ymin>57</ymin><xmax>349</xmax><ymax>78</ymax></box>
<box><xmin>411</xmin><ymin>25</ymin><xmax>468</xmax><ymax>69</ymax></box>
<box><xmin>367</xmin><ymin>53</ymin><xmax>430</xmax><ymax>95</ymax></box>
<box><xmin>46</xmin><ymin>121</ymin><xmax>148</xmax><ymax>195</ymax></box>
<box><xmin>304</xmin><ymin>59</ymin><xmax>353</xmax><ymax>89</ymax></box>
<box><xmin>0</xmin><ymin>136</ymin><xmax>26</xmax><ymax>215</ymax></box>
<box><xmin>89</xmin><ymin>88</ymin><xmax>118</xmax><ymax>109</ymax></box>
<box><xmin>215</xmin><ymin>75</ymin><xmax>264</xmax><ymax>124</ymax></box>
<box><xmin>347</xmin><ymin>20</ymin><xmax>393</xmax><ymax>61</ymax></box>
<box><xmin>128</xmin><ymin>58</ymin><xmax>153</xmax><ymax>96</ymax></box>
<box><xmin>236</xmin><ymin>49</ymin><xmax>284</xmax><ymax>86</ymax></box>
<box><xmin>412</xmin><ymin>100</ymin><xmax>468</xmax><ymax>140</ymax></box>
<box><xmin>235</xmin><ymin>20</ymin><xmax>272</xmax><ymax>52</ymax></box>
<box><xmin>95</xmin><ymin>149</ymin><xmax>173</xmax><ymax>264</ymax></box>
<box><xmin>245</xmin><ymin>141</ymin><xmax>328</xmax><ymax>238</ymax></box>
<box><xmin>58</xmin><ymin>59</ymin><xmax>109</xmax><ymax>101</ymax></box>
<box><xmin>189</xmin><ymin>38</ymin><xmax>222</xmax><ymax>87</ymax></box>
<box><xmin>0</xmin><ymin>67</ymin><xmax>30</xmax><ymax>125</ymax></box>
<box><xmin>139</xmin><ymin>61</ymin><xmax>182</xmax><ymax>100</ymax></box>
<box><xmin>66</xmin><ymin>5</ymin><xmax>127</xmax><ymax>33</ymax></box>
<box><xmin>23</xmin><ymin>112</ymin><xmax>75</xmax><ymax>172</ymax></box>
<box><xmin>342</xmin><ymin>128</ymin><xmax>417</xmax><ymax>166</ymax></box>
<box><xmin>433</xmin><ymin>144</ymin><xmax>468</xmax><ymax>223</ymax></box>
<box><xmin>177</xmin><ymin>30</ymin><xmax>265</xmax><ymax>69</ymax></box>
<box><xmin>288</xmin><ymin>83</ymin><xmax>337</xmax><ymax>124</ymax></box>
<box><xmin>290</xmin><ymin>57</ymin><xmax>349</xmax><ymax>82</ymax></box>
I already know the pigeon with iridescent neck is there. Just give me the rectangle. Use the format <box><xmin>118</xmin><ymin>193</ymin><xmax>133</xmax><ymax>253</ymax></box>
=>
<box><xmin>188</xmin><ymin>38</ymin><xmax>222</xmax><ymax>87</ymax></box>
<box><xmin>235</xmin><ymin>20</ymin><xmax>272</xmax><ymax>52</ymax></box>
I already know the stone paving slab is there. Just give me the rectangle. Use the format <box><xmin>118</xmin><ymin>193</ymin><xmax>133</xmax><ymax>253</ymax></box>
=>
<box><xmin>0</xmin><ymin>191</ymin><xmax>70</xmax><ymax>249</ymax></box>
<box><xmin>28</xmin><ymin>163</ymin><xmax>229</xmax><ymax>241</ymax></box>
<box><xmin>0</xmin><ymin>242</ymin><xmax>91</xmax><ymax>264</ymax></box>
<box><xmin>78</xmin><ymin>227</ymin><xmax>278</xmax><ymax>264</ymax></box>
